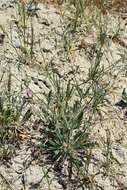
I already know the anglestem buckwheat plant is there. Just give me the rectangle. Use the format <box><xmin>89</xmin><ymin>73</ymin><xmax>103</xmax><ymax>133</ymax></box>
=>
<box><xmin>39</xmin><ymin>72</ymin><xmax>95</xmax><ymax>181</ymax></box>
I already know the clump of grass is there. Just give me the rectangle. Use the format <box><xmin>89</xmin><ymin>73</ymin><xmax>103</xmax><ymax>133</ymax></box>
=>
<box><xmin>39</xmin><ymin>72</ymin><xmax>95</xmax><ymax>179</ymax></box>
<box><xmin>35</xmin><ymin>26</ymin><xmax>115</xmax><ymax>187</ymax></box>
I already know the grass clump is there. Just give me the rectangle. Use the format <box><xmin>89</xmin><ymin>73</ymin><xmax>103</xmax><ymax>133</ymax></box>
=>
<box><xmin>39</xmin><ymin>73</ymin><xmax>95</xmax><ymax>178</ymax></box>
<box><xmin>36</xmin><ymin>28</ymin><xmax>114</xmax><ymax>184</ymax></box>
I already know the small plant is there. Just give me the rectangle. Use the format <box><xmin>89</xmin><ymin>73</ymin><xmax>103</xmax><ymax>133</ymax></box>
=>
<box><xmin>37</xmin><ymin>27</ymin><xmax>113</xmax><ymax>183</ymax></box>
<box><xmin>0</xmin><ymin>68</ymin><xmax>33</xmax><ymax>160</ymax></box>
<box><xmin>38</xmin><ymin>72</ymin><xmax>95</xmax><ymax>181</ymax></box>
<box><xmin>14</xmin><ymin>0</ymin><xmax>35</xmax><ymax>63</ymax></box>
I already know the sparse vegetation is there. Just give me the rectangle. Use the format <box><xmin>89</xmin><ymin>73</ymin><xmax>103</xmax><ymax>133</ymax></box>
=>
<box><xmin>0</xmin><ymin>0</ymin><xmax>127</xmax><ymax>189</ymax></box>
